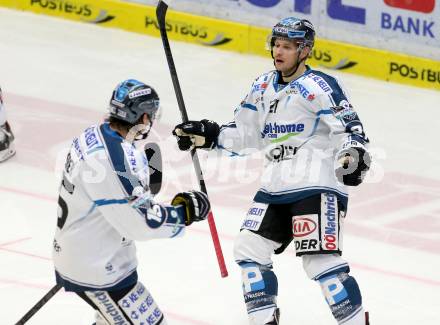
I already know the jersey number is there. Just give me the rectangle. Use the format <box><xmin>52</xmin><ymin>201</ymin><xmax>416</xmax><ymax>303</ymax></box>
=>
<box><xmin>269</xmin><ymin>99</ymin><xmax>279</xmax><ymax>113</ymax></box>
<box><xmin>56</xmin><ymin>175</ymin><xmax>75</xmax><ymax>230</ymax></box>
<box><xmin>57</xmin><ymin>196</ymin><xmax>68</xmax><ymax>229</ymax></box>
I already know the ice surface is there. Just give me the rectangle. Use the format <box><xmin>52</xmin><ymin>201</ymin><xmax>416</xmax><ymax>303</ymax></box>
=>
<box><xmin>0</xmin><ymin>7</ymin><xmax>439</xmax><ymax>325</ymax></box>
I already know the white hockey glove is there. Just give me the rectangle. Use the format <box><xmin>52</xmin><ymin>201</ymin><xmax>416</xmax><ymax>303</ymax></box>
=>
<box><xmin>171</xmin><ymin>190</ymin><xmax>210</xmax><ymax>226</ymax></box>
<box><xmin>335</xmin><ymin>143</ymin><xmax>371</xmax><ymax>187</ymax></box>
<box><xmin>172</xmin><ymin>119</ymin><xmax>220</xmax><ymax>151</ymax></box>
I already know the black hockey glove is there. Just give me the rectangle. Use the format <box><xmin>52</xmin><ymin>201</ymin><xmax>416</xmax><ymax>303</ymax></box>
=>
<box><xmin>171</xmin><ymin>190</ymin><xmax>210</xmax><ymax>226</ymax></box>
<box><xmin>335</xmin><ymin>147</ymin><xmax>371</xmax><ymax>186</ymax></box>
<box><xmin>172</xmin><ymin>119</ymin><xmax>220</xmax><ymax>151</ymax></box>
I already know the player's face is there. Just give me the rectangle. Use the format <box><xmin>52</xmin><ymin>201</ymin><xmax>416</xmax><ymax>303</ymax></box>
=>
<box><xmin>273</xmin><ymin>38</ymin><xmax>299</xmax><ymax>74</ymax></box>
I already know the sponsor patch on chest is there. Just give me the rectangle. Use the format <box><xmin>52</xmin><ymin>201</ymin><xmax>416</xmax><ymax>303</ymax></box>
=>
<box><xmin>291</xmin><ymin>81</ymin><xmax>317</xmax><ymax>101</ymax></box>
<box><xmin>263</xmin><ymin>122</ymin><xmax>305</xmax><ymax>142</ymax></box>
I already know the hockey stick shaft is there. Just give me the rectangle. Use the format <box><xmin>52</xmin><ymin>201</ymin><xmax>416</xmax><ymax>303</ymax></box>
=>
<box><xmin>156</xmin><ymin>0</ymin><xmax>228</xmax><ymax>278</ymax></box>
<box><xmin>15</xmin><ymin>284</ymin><xmax>62</xmax><ymax>325</ymax></box>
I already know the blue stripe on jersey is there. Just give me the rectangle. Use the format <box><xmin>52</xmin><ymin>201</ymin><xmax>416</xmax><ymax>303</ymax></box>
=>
<box><xmin>216</xmin><ymin>144</ymin><xmax>241</xmax><ymax>157</ymax></box>
<box><xmin>94</xmin><ymin>199</ymin><xmax>128</xmax><ymax>206</ymax></box>
<box><xmin>310</xmin><ymin>70</ymin><xmax>348</xmax><ymax>105</ymax></box>
<box><xmin>272</xmin><ymin>72</ymin><xmax>280</xmax><ymax>91</ymax></box>
<box><xmin>272</xmin><ymin>71</ymin><xmax>290</xmax><ymax>92</ymax></box>
<box><xmin>327</xmin><ymin>94</ymin><xmax>336</xmax><ymax>106</ymax></box>
<box><xmin>308</xmin><ymin>109</ymin><xmax>333</xmax><ymax>137</ymax></box>
<box><xmin>258</xmin><ymin>185</ymin><xmax>348</xmax><ymax>198</ymax></box>
<box><xmin>254</xmin><ymin>187</ymin><xmax>348</xmax><ymax>208</ymax></box>
<box><xmin>317</xmin><ymin>109</ymin><xmax>333</xmax><ymax>116</ymax></box>
<box><xmin>309</xmin><ymin>118</ymin><xmax>321</xmax><ymax>137</ymax></box>
<box><xmin>100</xmin><ymin>123</ymin><xmax>140</xmax><ymax>196</ymax></box>
<box><xmin>242</xmin><ymin>103</ymin><xmax>257</xmax><ymax>111</ymax></box>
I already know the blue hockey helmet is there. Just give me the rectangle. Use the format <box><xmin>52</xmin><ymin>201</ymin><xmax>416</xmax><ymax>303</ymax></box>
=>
<box><xmin>109</xmin><ymin>79</ymin><xmax>160</xmax><ymax>124</ymax></box>
<box><xmin>268</xmin><ymin>17</ymin><xmax>315</xmax><ymax>50</ymax></box>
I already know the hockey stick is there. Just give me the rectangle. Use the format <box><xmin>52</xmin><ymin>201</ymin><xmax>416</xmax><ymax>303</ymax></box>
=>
<box><xmin>156</xmin><ymin>0</ymin><xmax>228</xmax><ymax>278</ymax></box>
<box><xmin>15</xmin><ymin>284</ymin><xmax>62</xmax><ymax>324</ymax></box>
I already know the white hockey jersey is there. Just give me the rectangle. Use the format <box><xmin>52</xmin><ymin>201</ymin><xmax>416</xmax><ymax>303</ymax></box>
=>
<box><xmin>53</xmin><ymin>123</ymin><xmax>185</xmax><ymax>292</ymax></box>
<box><xmin>217</xmin><ymin>67</ymin><xmax>369</xmax><ymax>206</ymax></box>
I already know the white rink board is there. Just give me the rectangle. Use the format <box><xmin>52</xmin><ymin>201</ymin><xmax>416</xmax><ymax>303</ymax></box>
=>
<box><xmin>0</xmin><ymin>7</ymin><xmax>439</xmax><ymax>325</ymax></box>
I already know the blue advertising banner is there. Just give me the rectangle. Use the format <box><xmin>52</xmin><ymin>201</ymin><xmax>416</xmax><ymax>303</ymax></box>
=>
<box><xmin>131</xmin><ymin>0</ymin><xmax>440</xmax><ymax>60</ymax></box>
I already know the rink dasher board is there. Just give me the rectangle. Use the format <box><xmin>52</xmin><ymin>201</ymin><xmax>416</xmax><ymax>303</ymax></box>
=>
<box><xmin>0</xmin><ymin>0</ymin><xmax>439</xmax><ymax>91</ymax></box>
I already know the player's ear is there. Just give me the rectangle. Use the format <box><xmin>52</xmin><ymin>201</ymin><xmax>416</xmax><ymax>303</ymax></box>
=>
<box><xmin>302</xmin><ymin>46</ymin><xmax>312</xmax><ymax>60</ymax></box>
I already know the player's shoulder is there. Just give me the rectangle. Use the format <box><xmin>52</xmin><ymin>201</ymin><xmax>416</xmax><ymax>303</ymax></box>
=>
<box><xmin>297</xmin><ymin>68</ymin><xmax>342</xmax><ymax>94</ymax></box>
<box><xmin>250</xmin><ymin>70</ymin><xmax>277</xmax><ymax>92</ymax></box>
<box><xmin>254</xmin><ymin>70</ymin><xmax>277</xmax><ymax>83</ymax></box>
<box><xmin>76</xmin><ymin>124</ymin><xmax>103</xmax><ymax>154</ymax></box>
<box><xmin>293</xmin><ymin>68</ymin><xmax>349</xmax><ymax>104</ymax></box>
<box><xmin>67</xmin><ymin>124</ymin><xmax>105</xmax><ymax>166</ymax></box>
<box><xmin>80</xmin><ymin>125</ymin><xmax>104</xmax><ymax>154</ymax></box>
<box><xmin>99</xmin><ymin>123</ymin><xmax>146</xmax><ymax>165</ymax></box>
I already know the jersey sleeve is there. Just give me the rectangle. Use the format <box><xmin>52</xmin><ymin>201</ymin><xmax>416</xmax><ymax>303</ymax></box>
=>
<box><xmin>83</xmin><ymin>145</ymin><xmax>185</xmax><ymax>241</ymax></box>
<box><xmin>216</xmin><ymin>79</ymin><xmax>265</xmax><ymax>156</ymax></box>
<box><xmin>311</xmin><ymin>74</ymin><xmax>369</xmax><ymax>151</ymax></box>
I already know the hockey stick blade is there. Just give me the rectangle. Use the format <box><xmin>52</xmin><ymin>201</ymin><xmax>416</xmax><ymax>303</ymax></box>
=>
<box><xmin>156</xmin><ymin>0</ymin><xmax>228</xmax><ymax>278</ymax></box>
<box><xmin>15</xmin><ymin>284</ymin><xmax>62</xmax><ymax>324</ymax></box>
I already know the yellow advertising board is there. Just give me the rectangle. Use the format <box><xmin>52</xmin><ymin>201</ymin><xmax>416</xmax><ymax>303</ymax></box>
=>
<box><xmin>1</xmin><ymin>0</ymin><xmax>439</xmax><ymax>90</ymax></box>
<box><xmin>305</xmin><ymin>38</ymin><xmax>440</xmax><ymax>91</ymax></box>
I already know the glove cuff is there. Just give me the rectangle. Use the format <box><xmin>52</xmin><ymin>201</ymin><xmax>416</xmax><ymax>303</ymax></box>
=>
<box><xmin>171</xmin><ymin>196</ymin><xmax>192</xmax><ymax>226</ymax></box>
<box><xmin>201</xmin><ymin>119</ymin><xmax>220</xmax><ymax>150</ymax></box>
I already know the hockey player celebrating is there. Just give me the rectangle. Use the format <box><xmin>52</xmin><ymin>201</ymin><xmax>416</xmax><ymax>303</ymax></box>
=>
<box><xmin>53</xmin><ymin>79</ymin><xmax>210</xmax><ymax>325</ymax></box>
<box><xmin>173</xmin><ymin>18</ymin><xmax>371</xmax><ymax>325</ymax></box>
<box><xmin>0</xmin><ymin>87</ymin><xmax>16</xmax><ymax>162</ymax></box>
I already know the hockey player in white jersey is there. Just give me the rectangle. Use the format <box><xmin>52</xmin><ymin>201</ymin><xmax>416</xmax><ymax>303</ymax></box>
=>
<box><xmin>173</xmin><ymin>18</ymin><xmax>371</xmax><ymax>325</ymax></box>
<box><xmin>0</xmin><ymin>87</ymin><xmax>16</xmax><ymax>162</ymax></box>
<box><xmin>53</xmin><ymin>79</ymin><xmax>211</xmax><ymax>325</ymax></box>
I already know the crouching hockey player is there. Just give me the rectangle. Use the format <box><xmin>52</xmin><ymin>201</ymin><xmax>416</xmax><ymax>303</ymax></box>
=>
<box><xmin>0</xmin><ymin>87</ymin><xmax>15</xmax><ymax>162</ymax></box>
<box><xmin>52</xmin><ymin>79</ymin><xmax>210</xmax><ymax>325</ymax></box>
<box><xmin>173</xmin><ymin>18</ymin><xmax>371</xmax><ymax>325</ymax></box>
